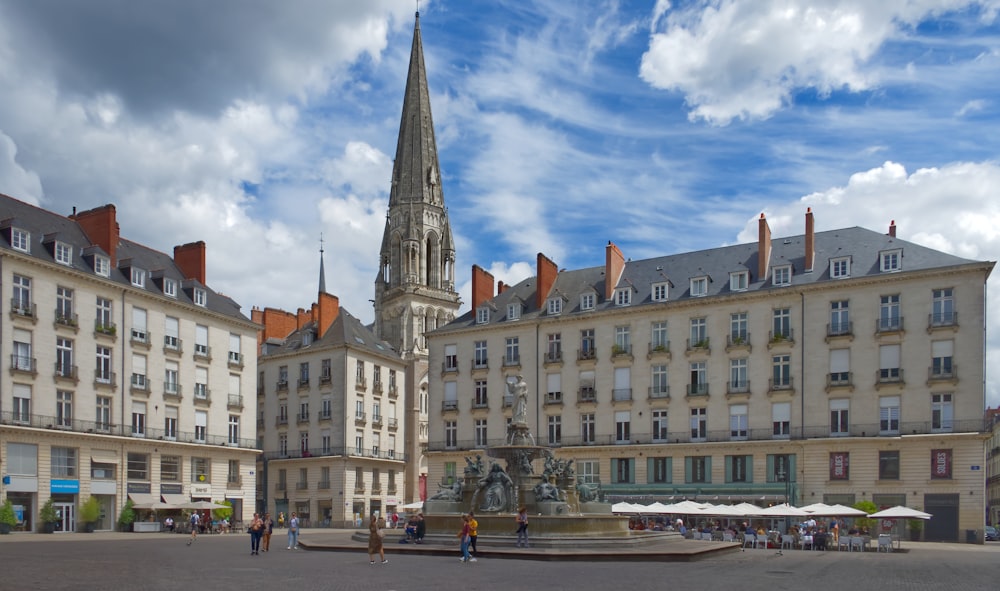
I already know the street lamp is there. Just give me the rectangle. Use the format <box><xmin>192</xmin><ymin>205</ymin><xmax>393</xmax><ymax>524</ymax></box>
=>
<box><xmin>777</xmin><ymin>467</ymin><xmax>791</xmax><ymax>505</ymax></box>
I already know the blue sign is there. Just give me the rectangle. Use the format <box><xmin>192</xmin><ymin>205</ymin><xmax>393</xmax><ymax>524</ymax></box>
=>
<box><xmin>971</xmin><ymin>465</ymin><xmax>981</xmax><ymax>471</ymax></box>
<box><xmin>50</xmin><ymin>479</ymin><xmax>80</xmax><ymax>494</ymax></box>
<box><xmin>2</xmin><ymin>475</ymin><xmax>9</xmax><ymax>485</ymax></box>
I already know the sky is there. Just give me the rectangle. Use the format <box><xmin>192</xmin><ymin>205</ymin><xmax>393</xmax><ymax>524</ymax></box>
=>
<box><xmin>0</xmin><ymin>0</ymin><xmax>999</xmax><ymax>404</ymax></box>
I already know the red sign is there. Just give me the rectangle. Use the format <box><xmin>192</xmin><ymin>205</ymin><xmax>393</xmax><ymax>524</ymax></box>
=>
<box><xmin>931</xmin><ymin>449</ymin><xmax>952</xmax><ymax>479</ymax></box>
<box><xmin>830</xmin><ymin>452</ymin><xmax>849</xmax><ymax>480</ymax></box>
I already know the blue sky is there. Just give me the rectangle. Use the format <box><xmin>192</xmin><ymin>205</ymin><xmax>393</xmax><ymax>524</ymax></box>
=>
<box><xmin>1</xmin><ymin>0</ymin><xmax>999</xmax><ymax>404</ymax></box>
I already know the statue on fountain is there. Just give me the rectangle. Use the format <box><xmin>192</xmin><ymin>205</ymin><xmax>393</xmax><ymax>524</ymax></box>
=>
<box><xmin>508</xmin><ymin>375</ymin><xmax>529</xmax><ymax>425</ymax></box>
<box><xmin>428</xmin><ymin>480</ymin><xmax>463</xmax><ymax>502</ymax></box>
<box><xmin>576</xmin><ymin>481</ymin><xmax>600</xmax><ymax>503</ymax></box>
<box><xmin>475</xmin><ymin>462</ymin><xmax>514</xmax><ymax>512</ymax></box>
<box><xmin>534</xmin><ymin>478</ymin><xmax>565</xmax><ymax>503</ymax></box>
<box><xmin>463</xmin><ymin>454</ymin><xmax>485</xmax><ymax>477</ymax></box>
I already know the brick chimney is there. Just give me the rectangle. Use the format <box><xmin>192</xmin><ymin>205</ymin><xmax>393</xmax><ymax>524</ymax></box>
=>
<box><xmin>497</xmin><ymin>281</ymin><xmax>508</xmax><ymax>294</ymax></box>
<box><xmin>471</xmin><ymin>265</ymin><xmax>495</xmax><ymax>310</ymax></box>
<box><xmin>758</xmin><ymin>214</ymin><xmax>772</xmax><ymax>280</ymax></box>
<box><xmin>174</xmin><ymin>241</ymin><xmax>206</xmax><ymax>284</ymax></box>
<box><xmin>804</xmin><ymin>207</ymin><xmax>815</xmax><ymax>273</ymax></box>
<box><xmin>535</xmin><ymin>253</ymin><xmax>558</xmax><ymax>310</ymax></box>
<box><xmin>316</xmin><ymin>292</ymin><xmax>340</xmax><ymax>339</ymax></box>
<box><xmin>252</xmin><ymin>306</ymin><xmax>298</xmax><ymax>351</ymax></box>
<box><xmin>72</xmin><ymin>204</ymin><xmax>119</xmax><ymax>265</ymax></box>
<box><xmin>888</xmin><ymin>220</ymin><xmax>896</xmax><ymax>237</ymax></box>
<box><xmin>605</xmin><ymin>241</ymin><xmax>625</xmax><ymax>300</ymax></box>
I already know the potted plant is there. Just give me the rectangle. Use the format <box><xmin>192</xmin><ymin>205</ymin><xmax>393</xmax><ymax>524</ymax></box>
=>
<box><xmin>852</xmin><ymin>500</ymin><xmax>878</xmax><ymax>533</ymax></box>
<box><xmin>39</xmin><ymin>498</ymin><xmax>59</xmax><ymax>533</ymax></box>
<box><xmin>907</xmin><ymin>517</ymin><xmax>923</xmax><ymax>541</ymax></box>
<box><xmin>117</xmin><ymin>498</ymin><xmax>135</xmax><ymax>532</ymax></box>
<box><xmin>79</xmin><ymin>496</ymin><xmax>102</xmax><ymax>533</ymax></box>
<box><xmin>0</xmin><ymin>499</ymin><xmax>17</xmax><ymax>534</ymax></box>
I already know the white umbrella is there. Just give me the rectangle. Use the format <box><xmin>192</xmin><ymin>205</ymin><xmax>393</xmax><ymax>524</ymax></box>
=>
<box><xmin>754</xmin><ymin>503</ymin><xmax>810</xmax><ymax>517</ymax></box>
<box><xmin>701</xmin><ymin>504</ymin><xmax>748</xmax><ymax>517</ymax></box>
<box><xmin>827</xmin><ymin>504</ymin><xmax>869</xmax><ymax>517</ymax></box>
<box><xmin>611</xmin><ymin>502</ymin><xmax>644</xmax><ymax>514</ymax></box>
<box><xmin>665</xmin><ymin>500</ymin><xmax>710</xmax><ymax>514</ymax></box>
<box><xmin>645</xmin><ymin>502</ymin><xmax>673</xmax><ymax>514</ymax></box>
<box><xmin>399</xmin><ymin>501</ymin><xmax>424</xmax><ymax>510</ymax></box>
<box><xmin>799</xmin><ymin>502</ymin><xmax>836</xmax><ymax>515</ymax></box>
<box><xmin>869</xmin><ymin>506</ymin><xmax>931</xmax><ymax>519</ymax></box>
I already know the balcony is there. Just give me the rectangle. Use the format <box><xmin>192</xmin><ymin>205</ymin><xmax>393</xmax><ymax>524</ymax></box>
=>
<box><xmin>53</xmin><ymin>312</ymin><xmax>79</xmax><ymax>333</ymax></box>
<box><xmin>577</xmin><ymin>348</ymin><xmax>597</xmax><ymax>362</ymax></box>
<box><xmin>472</xmin><ymin>398</ymin><xmax>490</xmax><ymax>410</ymax></box>
<box><xmin>388</xmin><ymin>385</ymin><xmax>399</xmax><ymax>399</ymax></box>
<box><xmin>129</xmin><ymin>373</ymin><xmax>149</xmax><ymax>394</ymax></box>
<box><xmin>876</xmin><ymin>316</ymin><xmax>904</xmax><ymax>335</ymax></box>
<box><xmin>928</xmin><ymin>312</ymin><xmax>958</xmax><ymax>332</ymax></box>
<box><xmin>319</xmin><ymin>372</ymin><xmax>332</xmax><ymax>385</ymax></box>
<box><xmin>577</xmin><ymin>387</ymin><xmax>596</xmax><ymax>404</ymax></box>
<box><xmin>93</xmin><ymin>370</ymin><xmax>116</xmax><ymax>389</ymax></box>
<box><xmin>276</xmin><ymin>379</ymin><xmax>288</xmax><ymax>393</ymax></box>
<box><xmin>686</xmin><ymin>383</ymin><xmax>709</xmax><ymax>397</ymax></box>
<box><xmin>298</xmin><ymin>377</ymin><xmax>310</xmax><ymax>389</ymax></box>
<box><xmin>318</xmin><ymin>409</ymin><xmax>332</xmax><ymax>421</ymax></box>
<box><xmin>193</xmin><ymin>384</ymin><xmax>211</xmax><ymax>403</ymax></box>
<box><xmin>54</xmin><ymin>363</ymin><xmax>79</xmax><ymax>384</ymax></box>
<box><xmin>387</xmin><ymin>418</ymin><xmax>398</xmax><ymax>430</ymax></box>
<box><xmin>130</xmin><ymin>329</ymin><xmax>152</xmax><ymax>349</ymax></box>
<box><xmin>768</xmin><ymin>377</ymin><xmax>795</xmax><ymax>394</ymax></box>
<box><xmin>685</xmin><ymin>338</ymin><xmax>710</xmax><ymax>356</ymax></box>
<box><xmin>162</xmin><ymin>336</ymin><xmax>183</xmax><ymax>356</ymax></box>
<box><xmin>502</xmin><ymin>355</ymin><xmax>521</xmax><ymax>368</ymax></box>
<box><xmin>610</xmin><ymin>344</ymin><xmax>633</xmax><ymax>361</ymax></box>
<box><xmin>647</xmin><ymin>342</ymin><xmax>671</xmax><ymax>360</ymax></box>
<box><xmin>10</xmin><ymin>355</ymin><xmax>36</xmax><ymax>377</ymax></box>
<box><xmin>825</xmin><ymin>372</ymin><xmax>853</xmax><ymax>392</ymax></box>
<box><xmin>355</xmin><ymin>412</ymin><xmax>367</xmax><ymax>425</ymax></box>
<box><xmin>442</xmin><ymin>360</ymin><xmax>459</xmax><ymax>374</ymax></box>
<box><xmin>193</xmin><ymin>344</ymin><xmax>212</xmax><ymax>362</ymax></box>
<box><xmin>372</xmin><ymin>414</ymin><xmax>384</xmax><ymax>428</ymax></box>
<box><xmin>471</xmin><ymin>358</ymin><xmax>489</xmax><ymax>372</ymax></box>
<box><xmin>275</xmin><ymin>482</ymin><xmax>287</xmax><ymax>492</ymax></box>
<box><xmin>10</xmin><ymin>299</ymin><xmax>37</xmax><ymax>323</ymax></box>
<box><xmin>296</xmin><ymin>482</ymin><xmax>308</xmax><ymax>491</ymax></box>
<box><xmin>647</xmin><ymin>386</ymin><xmax>670</xmax><ymax>401</ymax></box>
<box><xmin>228</xmin><ymin>394</ymin><xmax>244</xmax><ymax>410</ymax></box>
<box><xmin>826</xmin><ymin>321</ymin><xmax>854</xmax><ymax>342</ymax></box>
<box><xmin>373</xmin><ymin>381</ymin><xmax>383</xmax><ymax>395</ymax></box>
<box><xmin>355</xmin><ymin>377</ymin><xmax>367</xmax><ymax>391</ymax></box>
<box><xmin>543</xmin><ymin>350</ymin><xmax>563</xmax><ymax>365</ymax></box>
<box><xmin>164</xmin><ymin>382</ymin><xmax>183</xmax><ymax>400</ymax></box>
<box><xmin>726</xmin><ymin>380</ymin><xmax>750</xmax><ymax>395</ymax></box>
<box><xmin>93</xmin><ymin>321</ymin><xmax>117</xmax><ymax>340</ymax></box>
<box><xmin>441</xmin><ymin>401</ymin><xmax>458</xmax><ymax>413</ymax></box>
<box><xmin>612</xmin><ymin>388</ymin><xmax>632</xmax><ymax>402</ymax></box>
<box><xmin>725</xmin><ymin>334</ymin><xmax>751</xmax><ymax>352</ymax></box>
<box><xmin>876</xmin><ymin>369</ymin><xmax>904</xmax><ymax>388</ymax></box>
<box><xmin>767</xmin><ymin>329</ymin><xmax>795</xmax><ymax>349</ymax></box>
<box><xmin>928</xmin><ymin>365</ymin><xmax>958</xmax><ymax>385</ymax></box>
<box><xmin>275</xmin><ymin>416</ymin><xmax>288</xmax><ymax>426</ymax></box>
<box><xmin>318</xmin><ymin>480</ymin><xmax>331</xmax><ymax>490</ymax></box>
<box><xmin>228</xmin><ymin>351</ymin><xmax>244</xmax><ymax>369</ymax></box>
<box><xmin>227</xmin><ymin>476</ymin><xmax>242</xmax><ymax>487</ymax></box>
<box><xmin>544</xmin><ymin>392</ymin><xmax>562</xmax><ymax>406</ymax></box>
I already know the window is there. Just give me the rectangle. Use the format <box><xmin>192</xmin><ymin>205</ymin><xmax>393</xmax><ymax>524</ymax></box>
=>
<box><xmin>612</xmin><ymin>458</ymin><xmax>634</xmax><ymax>484</ymax></box>
<box><xmin>131</xmin><ymin>402</ymin><xmax>146</xmax><ymax>437</ymax></box>
<box><xmin>56</xmin><ymin>337</ymin><xmax>74</xmax><ymax>378</ymax></box>
<box><xmin>195</xmin><ymin>410</ymin><xmax>207</xmax><ymax>443</ymax></box>
<box><xmin>649</xmin><ymin>457</ymin><xmax>671</xmax><ymax>483</ymax></box>
<box><xmin>191</xmin><ymin>457</ymin><xmax>210</xmax><ymax>483</ymax></box>
<box><xmin>772</xmin><ymin>308</ymin><xmax>791</xmax><ymax>340</ymax></box>
<box><xmin>931</xmin><ymin>340</ymin><xmax>954</xmax><ymax>377</ymax></box>
<box><xmin>546</xmin><ymin>373</ymin><xmax>561</xmax><ymax>404</ymax></box>
<box><xmin>547</xmin><ymin>297</ymin><xmax>563</xmax><ymax>315</ymax></box>
<box><xmin>444</xmin><ymin>344</ymin><xmax>458</xmax><ymax>371</ymax></box>
<box><xmin>193</xmin><ymin>366</ymin><xmax>208</xmax><ymax>399</ymax></box>
<box><xmin>577</xmin><ymin>459</ymin><xmax>599</xmax><ymax>484</ymax></box>
<box><xmin>690</xmin><ymin>276</ymin><xmax>708</xmax><ymax>297</ymax></box>
<box><xmin>879</xmin><ymin>396</ymin><xmax>900</xmax><ymax>434</ymax></box>
<box><xmin>321</xmin><ymin>431</ymin><xmax>332</xmax><ymax>454</ymax></box>
<box><xmin>771</xmin><ymin>354</ymin><xmax>791</xmax><ymax>389</ymax></box>
<box><xmin>831</xmin><ymin>257</ymin><xmax>851</xmax><ymax>278</ymax></box>
<box><xmin>228</xmin><ymin>415</ymin><xmax>240</xmax><ymax>445</ymax></box>
<box><xmin>772</xmin><ymin>402</ymin><xmax>791</xmax><ymax>438</ymax></box>
<box><xmin>56</xmin><ymin>390</ymin><xmax>72</xmax><ymax>427</ymax></box>
<box><xmin>474</xmin><ymin>380</ymin><xmax>488</xmax><ymax>408</ymax></box>
<box><xmin>879</xmin><ymin>294</ymin><xmax>901</xmax><ymax>331</ymax></box>
<box><xmin>371</xmin><ymin>401</ymin><xmax>380</xmax><ymax>423</ymax></box>
<box><xmin>11</xmin><ymin>227</ymin><xmax>29</xmax><ymax>251</ymax></box>
<box><xmin>279</xmin><ymin>434</ymin><xmax>288</xmax><ymax>456</ymax></box>
<box><xmin>445</xmin><ymin>421</ymin><xmax>457</xmax><ymax>449</ymax></box>
<box><xmin>443</xmin><ymin>382</ymin><xmax>457</xmax><ymax>411</ymax></box>
<box><xmin>12</xmin><ymin>274</ymin><xmax>31</xmax><ymax>313</ymax></box>
<box><xmin>932</xmin><ymin>394</ymin><xmax>953</xmax><ymax>432</ymax></box>
<box><xmin>96</xmin><ymin>297</ymin><xmax>113</xmax><ymax>331</ymax></box>
<box><xmin>772</xmin><ymin>265</ymin><xmax>792</xmax><ymax>286</ymax></box>
<box><xmin>127</xmin><ymin>452</ymin><xmax>149</xmax><ymax>481</ymax></box>
<box><xmin>473</xmin><ymin>341</ymin><xmax>488</xmax><ymax>368</ymax></box>
<box><xmin>131</xmin><ymin>267</ymin><xmax>145</xmax><ymax>287</ymax></box>
<box><xmin>690</xmin><ymin>408</ymin><xmax>707</xmax><ymax>441</ymax></box>
<box><xmin>164</xmin><ymin>361</ymin><xmax>179</xmax><ymax>394</ymax></box>
<box><xmin>548</xmin><ymin>415</ymin><xmax>562</xmax><ymax>445</ymax></box>
<box><xmin>95</xmin><ymin>345</ymin><xmax>112</xmax><ymax>384</ymax></box>
<box><xmin>931</xmin><ymin>449</ymin><xmax>952</xmax><ymax>479</ymax></box>
<box><xmin>161</xmin><ymin>455</ymin><xmax>181</xmax><ymax>482</ymax></box>
<box><xmin>505</xmin><ymin>337</ymin><xmax>519</xmax><ymax>365</ymax></box>
<box><xmin>546</xmin><ymin>333</ymin><xmax>562</xmax><ymax>362</ymax></box>
<box><xmin>932</xmin><ymin>288</ymin><xmax>954</xmax><ymax>325</ymax></box>
<box><xmin>651</xmin><ymin>364</ymin><xmax>668</xmax><ymax>397</ymax></box>
<box><xmin>651</xmin><ymin>321</ymin><xmax>668</xmax><ymax>350</ymax></box>
<box><xmin>12</xmin><ymin>384</ymin><xmax>30</xmax><ymax>423</ymax></box>
<box><xmin>298</xmin><ymin>361</ymin><xmax>310</xmax><ymax>386</ymax></box>
<box><xmin>879</xmin><ymin>450</ymin><xmax>900</xmax><ymax>480</ymax></box>
<box><xmin>689</xmin><ymin>317</ymin><xmax>707</xmax><ymax>347</ymax></box>
<box><xmin>829</xmin><ymin>452</ymin><xmax>849</xmax><ymax>480</ymax></box>
<box><xmin>476</xmin><ymin>307</ymin><xmax>490</xmax><ymax>324</ymax></box>
<box><xmin>164</xmin><ymin>406</ymin><xmax>178</xmax><ymax>440</ymax></box>
<box><xmin>193</xmin><ymin>288</ymin><xmax>206</xmax><ymax>307</ymax></box>
<box><xmin>879</xmin><ymin>344</ymin><xmax>901</xmax><ymax>381</ymax></box>
<box><xmin>730</xmin><ymin>312</ymin><xmax>748</xmax><ymax>344</ymax></box>
<box><xmin>355</xmin><ymin>399</ymin><xmax>365</xmax><ymax>419</ymax></box>
<box><xmin>729</xmin><ymin>358</ymin><xmax>748</xmax><ymax>392</ymax></box>
<box><xmin>164</xmin><ymin>316</ymin><xmax>180</xmax><ymax>350</ymax></box>
<box><xmin>729</xmin><ymin>271</ymin><xmax>748</xmax><ymax>291</ymax></box>
<box><xmin>56</xmin><ymin>286</ymin><xmax>74</xmax><ymax>323</ymax></box>
<box><xmin>880</xmin><ymin>249</ymin><xmax>901</xmax><ymax>272</ymax></box>
<box><xmin>475</xmin><ymin>419</ymin><xmax>488</xmax><ymax>447</ymax></box>
<box><xmin>195</xmin><ymin>324</ymin><xmax>209</xmax><ymax>357</ymax></box>
<box><xmin>830</xmin><ymin>300</ymin><xmax>850</xmax><ymax>335</ymax></box>
<box><xmin>615</xmin><ymin>287</ymin><xmax>632</xmax><ymax>306</ymax></box>
<box><xmin>507</xmin><ymin>302</ymin><xmax>521</xmax><ymax>321</ymax></box>
<box><xmin>727</xmin><ymin>455</ymin><xmax>751</xmax><ymax>483</ymax></box>
<box><xmin>729</xmin><ymin>404</ymin><xmax>748</xmax><ymax>440</ymax></box>
<box><xmin>687</xmin><ymin>456</ymin><xmax>710</xmax><ymax>483</ymax></box>
<box><xmin>54</xmin><ymin>241</ymin><xmax>72</xmax><ymax>265</ymax></box>
<box><xmin>689</xmin><ymin>361</ymin><xmax>706</xmax><ymax>395</ymax></box>
<box><xmin>652</xmin><ymin>282</ymin><xmax>668</xmax><ymax>302</ymax></box>
<box><xmin>96</xmin><ymin>396</ymin><xmax>111</xmax><ymax>430</ymax></box>
<box><xmin>614</xmin><ymin>411</ymin><xmax>630</xmax><ymax>443</ymax></box>
<box><xmin>7</xmin><ymin>442</ymin><xmax>38</xmax><ymax>476</ymax></box>
<box><xmin>652</xmin><ymin>410</ymin><xmax>668</xmax><ymax>442</ymax></box>
<box><xmin>580</xmin><ymin>292</ymin><xmax>595</xmax><ymax>311</ymax></box>
<box><xmin>355</xmin><ymin>360</ymin><xmax>364</xmax><ymax>383</ymax></box>
<box><xmin>769</xmin><ymin>454</ymin><xmax>794</xmax><ymax>483</ymax></box>
<box><xmin>12</xmin><ymin>329</ymin><xmax>31</xmax><ymax>371</ymax></box>
<box><xmin>614</xmin><ymin>325</ymin><xmax>631</xmax><ymax>355</ymax></box>
<box><xmin>830</xmin><ymin>399</ymin><xmax>849</xmax><ymax>436</ymax></box>
<box><xmin>229</xmin><ymin>460</ymin><xmax>241</xmax><ymax>485</ymax></box>
<box><xmin>302</xmin><ymin>430</ymin><xmax>311</xmax><ymax>454</ymax></box>
<box><xmin>580</xmin><ymin>329</ymin><xmax>595</xmax><ymax>358</ymax></box>
<box><xmin>163</xmin><ymin>278</ymin><xmax>177</xmax><ymax>297</ymax></box>
<box><xmin>581</xmin><ymin>413</ymin><xmax>595</xmax><ymax>444</ymax></box>
<box><xmin>51</xmin><ymin>446</ymin><xmax>76</xmax><ymax>477</ymax></box>
<box><xmin>320</xmin><ymin>358</ymin><xmax>332</xmax><ymax>383</ymax></box>
<box><xmin>229</xmin><ymin>334</ymin><xmax>242</xmax><ymax>365</ymax></box>
<box><xmin>131</xmin><ymin>307</ymin><xmax>148</xmax><ymax>343</ymax></box>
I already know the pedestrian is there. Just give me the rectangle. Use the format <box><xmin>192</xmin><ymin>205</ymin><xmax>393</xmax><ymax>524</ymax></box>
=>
<box><xmin>287</xmin><ymin>511</ymin><xmax>299</xmax><ymax>550</ymax></box>
<box><xmin>278</xmin><ymin>512</ymin><xmax>285</xmax><ymax>528</ymax></box>
<box><xmin>415</xmin><ymin>512</ymin><xmax>426</xmax><ymax>544</ymax></box>
<box><xmin>368</xmin><ymin>513</ymin><xmax>388</xmax><ymax>565</ymax></box>
<box><xmin>468</xmin><ymin>511</ymin><xmax>479</xmax><ymax>557</ymax></box>
<box><xmin>248</xmin><ymin>512</ymin><xmax>264</xmax><ymax>555</ymax></box>
<box><xmin>515</xmin><ymin>505</ymin><xmax>529</xmax><ymax>548</ymax></box>
<box><xmin>262</xmin><ymin>512</ymin><xmax>273</xmax><ymax>552</ymax></box>
<box><xmin>458</xmin><ymin>513</ymin><xmax>475</xmax><ymax>562</ymax></box>
<box><xmin>187</xmin><ymin>511</ymin><xmax>200</xmax><ymax>545</ymax></box>
<box><xmin>391</xmin><ymin>511</ymin><xmax>400</xmax><ymax>529</ymax></box>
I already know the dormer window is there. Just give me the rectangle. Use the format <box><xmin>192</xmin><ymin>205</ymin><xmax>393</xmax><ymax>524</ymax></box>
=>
<box><xmin>507</xmin><ymin>302</ymin><xmax>521</xmax><ymax>321</ymax></box>
<box><xmin>131</xmin><ymin>268</ymin><xmax>146</xmax><ymax>287</ymax></box>
<box><xmin>615</xmin><ymin>287</ymin><xmax>632</xmax><ymax>307</ymax></box>
<box><xmin>163</xmin><ymin>278</ymin><xmax>177</xmax><ymax>298</ymax></box>
<box><xmin>11</xmin><ymin>228</ymin><xmax>29</xmax><ymax>252</ymax></box>
<box><xmin>880</xmin><ymin>249</ymin><xmax>901</xmax><ymax>273</ymax></box>
<box><xmin>547</xmin><ymin>297</ymin><xmax>563</xmax><ymax>315</ymax></box>
<box><xmin>55</xmin><ymin>241</ymin><xmax>72</xmax><ymax>265</ymax></box>
<box><xmin>652</xmin><ymin>282</ymin><xmax>668</xmax><ymax>302</ymax></box>
<box><xmin>773</xmin><ymin>265</ymin><xmax>792</xmax><ymax>286</ymax></box>
<box><xmin>690</xmin><ymin>276</ymin><xmax>708</xmax><ymax>297</ymax></box>
<box><xmin>580</xmin><ymin>293</ymin><xmax>595</xmax><ymax>311</ymax></box>
<box><xmin>730</xmin><ymin>271</ymin><xmax>749</xmax><ymax>292</ymax></box>
<box><xmin>831</xmin><ymin>257</ymin><xmax>851</xmax><ymax>279</ymax></box>
<box><xmin>94</xmin><ymin>255</ymin><xmax>110</xmax><ymax>277</ymax></box>
<box><xmin>193</xmin><ymin>288</ymin><xmax>207</xmax><ymax>307</ymax></box>
<box><xmin>476</xmin><ymin>307</ymin><xmax>490</xmax><ymax>325</ymax></box>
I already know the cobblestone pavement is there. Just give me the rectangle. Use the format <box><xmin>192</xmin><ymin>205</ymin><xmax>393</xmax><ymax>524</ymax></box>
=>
<box><xmin>2</xmin><ymin>531</ymin><xmax>997</xmax><ymax>591</ymax></box>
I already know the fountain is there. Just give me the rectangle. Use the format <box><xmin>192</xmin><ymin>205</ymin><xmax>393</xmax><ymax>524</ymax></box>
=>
<box><xmin>423</xmin><ymin>376</ymin><xmax>629</xmax><ymax>542</ymax></box>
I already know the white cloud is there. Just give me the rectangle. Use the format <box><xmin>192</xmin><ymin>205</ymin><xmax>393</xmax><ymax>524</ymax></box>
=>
<box><xmin>0</xmin><ymin>131</ymin><xmax>42</xmax><ymax>203</ymax></box>
<box><xmin>639</xmin><ymin>0</ymin><xmax>1000</xmax><ymax>124</ymax></box>
<box><xmin>956</xmin><ymin>99</ymin><xmax>988</xmax><ymax>117</ymax></box>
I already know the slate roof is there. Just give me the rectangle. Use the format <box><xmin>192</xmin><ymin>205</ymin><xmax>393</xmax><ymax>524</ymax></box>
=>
<box><xmin>261</xmin><ymin>307</ymin><xmax>398</xmax><ymax>362</ymax></box>
<box><xmin>0</xmin><ymin>192</ymin><xmax>250</xmax><ymax>322</ymax></box>
<box><xmin>438</xmin><ymin>225</ymin><xmax>989</xmax><ymax>332</ymax></box>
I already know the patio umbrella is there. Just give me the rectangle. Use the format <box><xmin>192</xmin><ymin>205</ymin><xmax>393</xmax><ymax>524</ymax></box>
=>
<box><xmin>827</xmin><ymin>504</ymin><xmax>869</xmax><ymax>517</ymax></box>
<box><xmin>754</xmin><ymin>503</ymin><xmax>810</xmax><ymax>517</ymax></box>
<box><xmin>869</xmin><ymin>506</ymin><xmax>931</xmax><ymax>520</ymax></box>
<box><xmin>399</xmin><ymin>501</ymin><xmax>424</xmax><ymax>511</ymax></box>
<box><xmin>611</xmin><ymin>502</ymin><xmax>644</xmax><ymax>514</ymax></box>
<box><xmin>645</xmin><ymin>502</ymin><xmax>673</xmax><ymax>514</ymax></box>
<box><xmin>798</xmin><ymin>502</ymin><xmax>836</xmax><ymax>516</ymax></box>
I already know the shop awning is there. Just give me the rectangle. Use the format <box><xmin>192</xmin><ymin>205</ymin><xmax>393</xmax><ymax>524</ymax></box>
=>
<box><xmin>91</xmin><ymin>450</ymin><xmax>120</xmax><ymax>464</ymax></box>
<box><xmin>127</xmin><ymin>493</ymin><xmax>158</xmax><ymax>508</ymax></box>
<box><xmin>161</xmin><ymin>494</ymin><xmax>187</xmax><ymax>507</ymax></box>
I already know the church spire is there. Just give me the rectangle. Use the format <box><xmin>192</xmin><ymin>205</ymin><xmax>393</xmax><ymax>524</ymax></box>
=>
<box><xmin>318</xmin><ymin>233</ymin><xmax>327</xmax><ymax>294</ymax></box>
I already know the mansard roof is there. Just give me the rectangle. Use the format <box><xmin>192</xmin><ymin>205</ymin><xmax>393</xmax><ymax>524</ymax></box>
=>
<box><xmin>261</xmin><ymin>307</ymin><xmax>400</xmax><ymax>363</ymax></box>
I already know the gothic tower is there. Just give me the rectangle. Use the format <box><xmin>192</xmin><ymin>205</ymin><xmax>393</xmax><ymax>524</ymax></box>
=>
<box><xmin>374</xmin><ymin>12</ymin><xmax>460</xmax><ymax>504</ymax></box>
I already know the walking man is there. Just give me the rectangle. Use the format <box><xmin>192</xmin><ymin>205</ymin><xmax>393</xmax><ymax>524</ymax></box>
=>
<box><xmin>262</xmin><ymin>513</ymin><xmax>273</xmax><ymax>552</ymax></box>
<box><xmin>287</xmin><ymin>512</ymin><xmax>299</xmax><ymax>549</ymax></box>
<box><xmin>187</xmin><ymin>512</ymin><xmax>200</xmax><ymax>546</ymax></box>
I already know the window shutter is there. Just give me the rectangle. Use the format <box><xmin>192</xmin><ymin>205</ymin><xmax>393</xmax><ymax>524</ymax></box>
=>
<box><xmin>705</xmin><ymin>457</ymin><xmax>712</xmax><ymax>483</ymax></box>
<box><xmin>766</xmin><ymin>455</ymin><xmax>775</xmax><ymax>482</ymax></box>
<box><xmin>879</xmin><ymin>344</ymin><xmax>900</xmax><ymax>368</ymax></box>
<box><xmin>684</xmin><ymin>457</ymin><xmax>692</xmax><ymax>483</ymax></box>
<box><xmin>724</xmin><ymin>456</ymin><xmax>733</xmax><ymax>483</ymax></box>
<box><xmin>745</xmin><ymin>456</ymin><xmax>754</xmax><ymax>483</ymax></box>
<box><xmin>611</xmin><ymin>458</ymin><xmax>619</xmax><ymax>483</ymax></box>
<box><xmin>829</xmin><ymin>349</ymin><xmax>849</xmax><ymax>373</ymax></box>
<box><xmin>647</xmin><ymin>457</ymin><xmax>655</xmax><ymax>484</ymax></box>
<box><xmin>931</xmin><ymin>340</ymin><xmax>953</xmax><ymax>357</ymax></box>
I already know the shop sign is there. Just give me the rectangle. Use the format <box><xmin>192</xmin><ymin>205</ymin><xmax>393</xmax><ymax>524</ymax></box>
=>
<box><xmin>191</xmin><ymin>483</ymin><xmax>212</xmax><ymax>498</ymax></box>
<box><xmin>51</xmin><ymin>479</ymin><xmax>80</xmax><ymax>494</ymax></box>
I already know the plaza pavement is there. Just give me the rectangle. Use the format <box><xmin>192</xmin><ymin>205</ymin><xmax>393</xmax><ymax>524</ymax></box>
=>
<box><xmin>0</xmin><ymin>529</ymin><xmax>997</xmax><ymax>591</ymax></box>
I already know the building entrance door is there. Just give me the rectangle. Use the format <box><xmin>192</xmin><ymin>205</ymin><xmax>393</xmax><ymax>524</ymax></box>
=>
<box><xmin>55</xmin><ymin>502</ymin><xmax>75</xmax><ymax>533</ymax></box>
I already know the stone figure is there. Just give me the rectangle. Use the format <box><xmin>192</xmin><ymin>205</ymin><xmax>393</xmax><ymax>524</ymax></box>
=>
<box><xmin>507</xmin><ymin>375</ymin><xmax>529</xmax><ymax>425</ymax></box>
<box><xmin>476</xmin><ymin>462</ymin><xmax>514</xmax><ymax>512</ymax></box>
<box><xmin>576</xmin><ymin>482</ymin><xmax>599</xmax><ymax>503</ymax></box>
<box><xmin>534</xmin><ymin>479</ymin><xmax>563</xmax><ymax>503</ymax></box>
<box><xmin>428</xmin><ymin>480</ymin><xmax>463</xmax><ymax>502</ymax></box>
<box><xmin>517</xmin><ymin>450</ymin><xmax>535</xmax><ymax>476</ymax></box>
<box><xmin>463</xmin><ymin>454</ymin><xmax>485</xmax><ymax>477</ymax></box>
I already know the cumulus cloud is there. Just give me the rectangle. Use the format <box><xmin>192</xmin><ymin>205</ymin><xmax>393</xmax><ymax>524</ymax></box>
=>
<box><xmin>0</xmin><ymin>132</ymin><xmax>42</xmax><ymax>203</ymax></box>
<box><xmin>639</xmin><ymin>0</ymin><xmax>1000</xmax><ymax>124</ymax></box>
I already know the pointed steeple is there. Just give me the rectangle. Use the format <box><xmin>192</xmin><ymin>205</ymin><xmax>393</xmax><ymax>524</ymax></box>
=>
<box><xmin>318</xmin><ymin>233</ymin><xmax>327</xmax><ymax>294</ymax></box>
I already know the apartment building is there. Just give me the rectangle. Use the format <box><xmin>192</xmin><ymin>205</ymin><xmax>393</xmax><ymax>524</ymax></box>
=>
<box><xmin>1</xmin><ymin>195</ymin><xmax>259</xmax><ymax>531</ymax></box>
<box><xmin>426</xmin><ymin>210</ymin><xmax>993</xmax><ymax>542</ymax></box>
<box><xmin>254</xmin><ymin>291</ymin><xmax>407</xmax><ymax>527</ymax></box>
